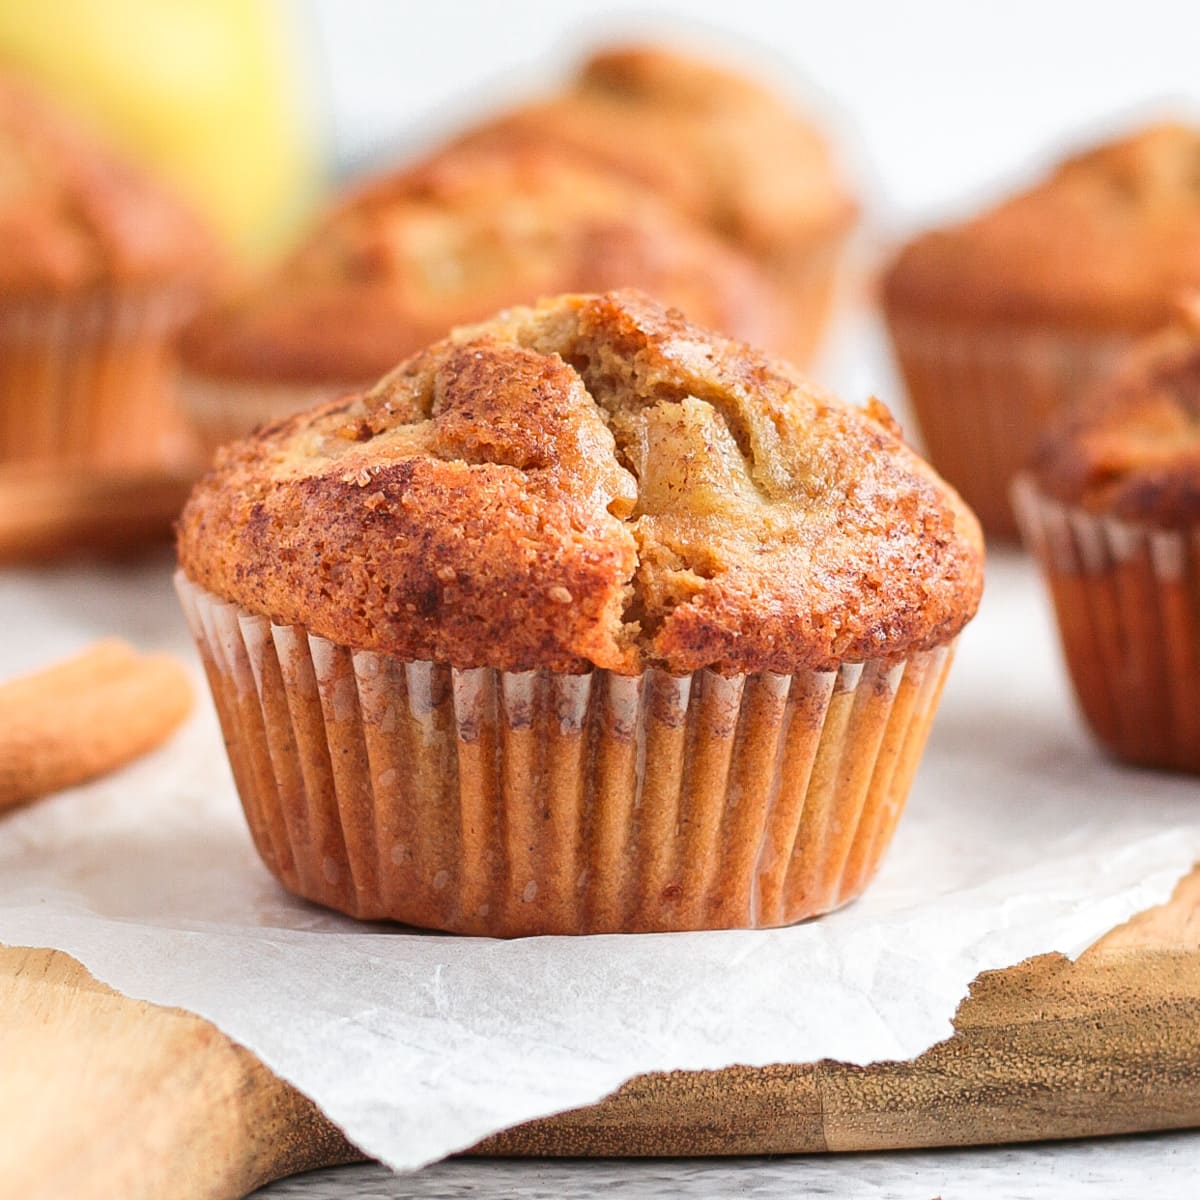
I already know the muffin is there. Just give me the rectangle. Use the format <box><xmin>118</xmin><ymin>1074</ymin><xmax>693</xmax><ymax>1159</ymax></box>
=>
<box><xmin>0</xmin><ymin>73</ymin><xmax>220</xmax><ymax>468</ymax></box>
<box><xmin>179</xmin><ymin>145</ymin><xmax>781</xmax><ymax>451</ymax></box>
<box><xmin>458</xmin><ymin>44</ymin><xmax>857</xmax><ymax>365</ymax></box>
<box><xmin>884</xmin><ymin>122</ymin><xmax>1200</xmax><ymax>539</ymax></box>
<box><xmin>176</xmin><ymin>290</ymin><xmax>983</xmax><ymax>937</ymax></box>
<box><xmin>1014</xmin><ymin>300</ymin><xmax>1200</xmax><ymax>773</ymax></box>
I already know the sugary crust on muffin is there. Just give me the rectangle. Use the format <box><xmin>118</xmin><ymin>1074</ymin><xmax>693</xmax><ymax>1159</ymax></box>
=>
<box><xmin>177</xmin><ymin>290</ymin><xmax>983</xmax><ymax>675</ymax></box>
<box><xmin>456</xmin><ymin>44</ymin><xmax>856</xmax><ymax>258</ymax></box>
<box><xmin>179</xmin><ymin>146</ymin><xmax>782</xmax><ymax>384</ymax></box>
<box><xmin>1029</xmin><ymin>299</ymin><xmax>1200</xmax><ymax>525</ymax></box>
<box><xmin>0</xmin><ymin>73</ymin><xmax>219</xmax><ymax>295</ymax></box>
<box><xmin>883</xmin><ymin>123</ymin><xmax>1200</xmax><ymax>333</ymax></box>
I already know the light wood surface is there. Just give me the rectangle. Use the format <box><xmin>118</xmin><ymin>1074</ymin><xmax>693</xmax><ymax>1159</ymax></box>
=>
<box><xmin>2</xmin><ymin>866</ymin><xmax>1198</xmax><ymax>1199</ymax></box>
<box><xmin>0</xmin><ymin>948</ymin><xmax>358</xmax><ymax>1200</ymax></box>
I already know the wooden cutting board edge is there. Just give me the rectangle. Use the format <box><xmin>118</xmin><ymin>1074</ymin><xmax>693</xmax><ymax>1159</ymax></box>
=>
<box><xmin>2</xmin><ymin>866</ymin><xmax>1198</xmax><ymax>1200</ymax></box>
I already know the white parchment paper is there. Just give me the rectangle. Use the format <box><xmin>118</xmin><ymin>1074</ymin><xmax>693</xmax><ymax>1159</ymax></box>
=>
<box><xmin>2</xmin><ymin>550</ymin><xmax>1198</xmax><ymax>1172</ymax></box>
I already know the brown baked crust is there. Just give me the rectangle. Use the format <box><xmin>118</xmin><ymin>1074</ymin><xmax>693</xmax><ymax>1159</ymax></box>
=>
<box><xmin>0</xmin><ymin>73</ymin><xmax>220</xmax><ymax>295</ymax></box>
<box><xmin>456</xmin><ymin>44</ymin><xmax>856</xmax><ymax>259</ymax></box>
<box><xmin>883</xmin><ymin>123</ymin><xmax>1200</xmax><ymax>333</ymax></box>
<box><xmin>1028</xmin><ymin>299</ymin><xmax>1200</xmax><ymax>525</ymax></box>
<box><xmin>177</xmin><ymin>291</ymin><xmax>983</xmax><ymax>675</ymax></box>
<box><xmin>179</xmin><ymin>146</ymin><xmax>782</xmax><ymax>384</ymax></box>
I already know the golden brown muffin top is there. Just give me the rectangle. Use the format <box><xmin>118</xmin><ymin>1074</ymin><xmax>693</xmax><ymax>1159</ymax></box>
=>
<box><xmin>0</xmin><ymin>73</ymin><xmax>220</xmax><ymax>295</ymax></box>
<box><xmin>884</xmin><ymin>123</ymin><xmax>1200</xmax><ymax>333</ymax></box>
<box><xmin>456</xmin><ymin>44</ymin><xmax>856</xmax><ymax>257</ymax></box>
<box><xmin>1029</xmin><ymin>298</ymin><xmax>1200</xmax><ymax>526</ymax></box>
<box><xmin>180</xmin><ymin>145</ymin><xmax>782</xmax><ymax>384</ymax></box>
<box><xmin>178</xmin><ymin>291</ymin><xmax>983</xmax><ymax>675</ymax></box>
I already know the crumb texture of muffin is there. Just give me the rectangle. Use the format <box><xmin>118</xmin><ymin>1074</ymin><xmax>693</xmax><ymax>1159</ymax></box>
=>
<box><xmin>179</xmin><ymin>290</ymin><xmax>983</xmax><ymax>677</ymax></box>
<box><xmin>180</xmin><ymin>146</ymin><xmax>780</xmax><ymax>387</ymax></box>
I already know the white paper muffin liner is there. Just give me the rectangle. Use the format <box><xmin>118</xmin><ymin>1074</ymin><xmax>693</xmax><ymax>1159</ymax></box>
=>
<box><xmin>886</xmin><ymin>316</ymin><xmax>1128</xmax><ymax>539</ymax></box>
<box><xmin>1013</xmin><ymin>474</ymin><xmax>1200</xmax><ymax>772</ymax></box>
<box><xmin>0</xmin><ymin>289</ymin><xmax>198</xmax><ymax>468</ymax></box>
<box><xmin>179</xmin><ymin>371</ymin><xmax>364</xmax><ymax>456</ymax></box>
<box><xmin>177</xmin><ymin>572</ymin><xmax>957</xmax><ymax>936</ymax></box>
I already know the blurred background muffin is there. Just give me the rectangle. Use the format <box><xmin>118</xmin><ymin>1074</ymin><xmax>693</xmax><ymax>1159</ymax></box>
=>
<box><xmin>1014</xmin><ymin>298</ymin><xmax>1200</xmax><ymax>772</ymax></box>
<box><xmin>0</xmin><ymin>72</ymin><xmax>222</xmax><ymax>468</ymax></box>
<box><xmin>179</xmin><ymin>145</ymin><xmax>783</xmax><ymax>451</ymax></box>
<box><xmin>883</xmin><ymin>122</ymin><xmax>1200</xmax><ymax>540</ymax></box>
<box><xmin>458</xmin><ymin>44</ymin><xmax>858</xmax><ymax>366</ymax></box>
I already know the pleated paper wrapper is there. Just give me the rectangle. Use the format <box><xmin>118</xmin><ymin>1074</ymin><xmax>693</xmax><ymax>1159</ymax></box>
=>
<box><xmin>177</xmin><ymin>572</ymin><xmax>955</xmax><ymax>936</ymax></box>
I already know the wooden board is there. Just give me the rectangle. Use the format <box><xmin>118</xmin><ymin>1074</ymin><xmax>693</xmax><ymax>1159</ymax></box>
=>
<box><xmin>1</xmin><ymin>867</ymin><xmax>1199</xmax><ymax>1200</ymax></box>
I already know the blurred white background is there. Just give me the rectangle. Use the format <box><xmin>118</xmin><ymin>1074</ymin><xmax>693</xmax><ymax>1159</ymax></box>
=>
<box><xmin>308</xmin><ymin>0</ymin><xmax>1200</xmax><ymax>234</ymax></box>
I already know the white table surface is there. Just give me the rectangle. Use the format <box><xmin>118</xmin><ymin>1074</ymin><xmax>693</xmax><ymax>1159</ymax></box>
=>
<box><xmin>256</xmin><ymin>1130</ymin><xmax>1200</xmax><ymax>1197</ymax></box>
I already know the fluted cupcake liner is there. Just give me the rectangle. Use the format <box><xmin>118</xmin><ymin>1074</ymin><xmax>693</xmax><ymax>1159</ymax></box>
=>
<box><xmin>1013</xmin><ymin>475</ymin><xmax>1200</xmax><ymax>772</ymax></box>
<box><xmin>886</xmin><ymin>316</ymin><xmax>1128</xmax><ymax>539</ymax></box>
<box><xmin>179</xmin><ymin>371</ymin><xmax>363</xmax><ymax>456</ymax></box>
<box><xmin>177</xmin><ymin>573</ymin><xmax>956</xmax><ymax>936</ymax></box>
<box><xmin>0</xmin><ymin>289</ymin><xmax>198</xmax><ymax>468</ymax></box>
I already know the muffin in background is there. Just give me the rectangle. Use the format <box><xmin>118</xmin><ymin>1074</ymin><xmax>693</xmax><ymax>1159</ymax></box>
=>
<box><xmin>884</xmin><ymin>122</ymin><xmax>1200</xmax><ymax>539</ymax></box>
<box><xmin>176</xmin><ymin>289</ymin><xmax>983</xmax><ymax>937</ymax></box>
<box><xmin>1014</xmin><ymin>298</ymin><xmax>1200</xmax><ymax>773</ymax></box>
<box><xmin>179</xmin><ymin>145</ymin><xmax>783</xmax><ymax>452</ymax></box>
<box><xmin>0</xmin><ymin>73</ymin><xmax>221</xmax><ymax>468</ymax></box>
<box><xmin>459</xmin><ymin>44</ymin><xmax>857</xmax><ymax>365</ymax></box>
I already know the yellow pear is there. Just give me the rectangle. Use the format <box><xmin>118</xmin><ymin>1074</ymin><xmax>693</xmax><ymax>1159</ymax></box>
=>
<box><xmin>0</xmin><ymin>0</ymin><xmax>321</xmax><ymax>260</ymax></box>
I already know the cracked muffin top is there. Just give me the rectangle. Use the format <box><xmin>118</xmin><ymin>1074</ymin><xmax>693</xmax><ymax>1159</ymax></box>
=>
<box><xmin>177</xmin><ymin>290</ymin><xmax>983</xmax><ymax>675</ymax></box>
<box><xmin>1028</xmin><ymin>298</ymin><xmax>1200</xmax><ymax>526</ymax></box>
<box><xmin>179</xmin><ymin>145</ymin><xmax>781</xmax><ymax>384</ymax></box>
<box><xmin>0</xmin><ymin>73</ymin><xmax>219</xmax><ymax>295</ymax></box>
<box><xmin>456</xmin><ymin>45</ymin><xmax>856</xmax><ymax>259</ymax></box>
<box><xmin>884</xmin><ymin>123</ymin><xmax>1200</xmax><ymax>333</ymax></box>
